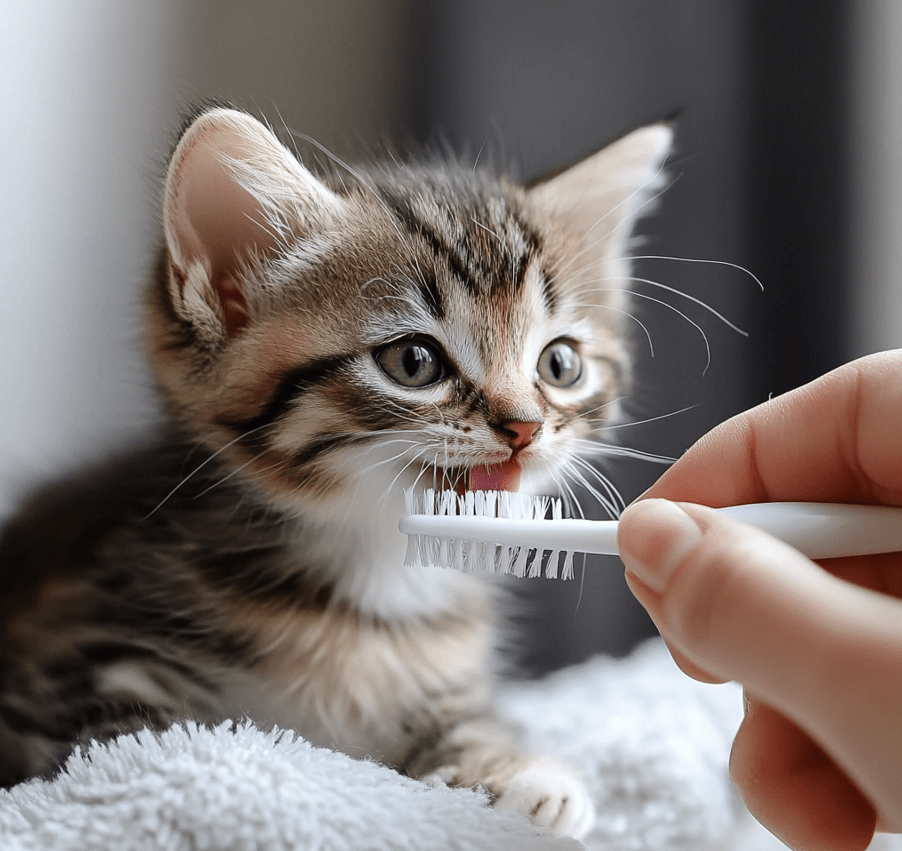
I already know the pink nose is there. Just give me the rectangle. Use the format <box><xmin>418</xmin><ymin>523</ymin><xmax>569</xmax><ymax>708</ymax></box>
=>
<box><xmin>499</xmin><ymin>420</ymin><xmax>542</xmax><ymax>452</ymax></box>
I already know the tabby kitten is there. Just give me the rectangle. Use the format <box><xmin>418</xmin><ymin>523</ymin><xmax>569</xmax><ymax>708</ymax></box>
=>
<box><xmin>0</xmin><ymin>107</ymin><xmax>670</xmax><ymax>838</ymax></box>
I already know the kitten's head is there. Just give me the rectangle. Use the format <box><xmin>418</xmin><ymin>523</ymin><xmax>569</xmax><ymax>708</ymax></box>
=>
<box><xmin>149</xmin><ymin>107</ymin><xmax>671</xmax><ymax>517</ymax></box>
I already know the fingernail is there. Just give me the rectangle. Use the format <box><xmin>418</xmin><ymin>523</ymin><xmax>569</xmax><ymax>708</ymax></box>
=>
<box><xmin>618</xmin><ymin>499</ymin><xmax>703</xmax><ymax>593</ymax></box>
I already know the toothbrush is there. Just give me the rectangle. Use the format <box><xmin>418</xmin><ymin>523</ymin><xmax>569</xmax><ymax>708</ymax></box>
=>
<box><xmin>400</xmin><ymin>488</ymin><xmax>902</xmax><ymax>579</ymax></box>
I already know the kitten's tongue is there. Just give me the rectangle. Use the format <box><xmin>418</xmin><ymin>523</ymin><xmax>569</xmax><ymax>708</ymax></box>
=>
<box><xmin>468</xmin><ymin>459</ymin><xmax>522</xmax><ymax>492</ymax></box>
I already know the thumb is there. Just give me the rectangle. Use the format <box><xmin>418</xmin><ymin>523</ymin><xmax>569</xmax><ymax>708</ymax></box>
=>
<box><xmin>618</xmin><ymin>498</ymin><xmax>902</xmax><ymax>826</ymax></box>
<box><xmin>618</xmin><ymin>498</ymin><xmax>837</xmax><ymax>692</ymax></box>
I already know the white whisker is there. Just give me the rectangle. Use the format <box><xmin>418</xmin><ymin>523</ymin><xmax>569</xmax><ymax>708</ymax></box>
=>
<box><xmin>378</xmin><ymin>450</ymin><xmax>432</xmax><ymax>508</ymax></box>
<box><xmin>357</xmin><ymin>444</ymin><xmax>421</xmax><ymax>478</ymax></box>
<box><xmin>626</xmin><ymin>276</ymin><xmax>748</xmax><ymax>335</ymax></box>
<box><xmin>575</xmin><ymin>287</ymin><xmax>712</xmax><ymax>374</ymax></box>
<box><xmin>569</xmin><ymin>438</ymin><xmax>676</xmax><ymax>465</ymax></box>
<box><xmin>571</xmin><ymin>396</ymin><xmax>626</xmax><ymax>422</ymax></box>
<box><xmin>622</xmin><ymin>255</ymin><xmax>765</xmax><ymax>291</ymax></box>
<box><xmin>568</xmin><ymin>301</ymin><xmax>655</xmax><ymax>356</ymax></box>
<box><xmin>191</xmin><ymin>448</ymin><xmax>271</xmax><ymax>499</ymax></box>
<box><xmin>142</xmin><ymin>423</ymin><xmax>272</xmax><ymax>519</ymax></box>
<box><xmin>567</xmin><ymin>455</ymin><xmax>626</xmax><ymax>516</ymax></box>
<box><xmin>559</xmin><ymin>459</ymin><xmax>619</xmax><ymax>518</ymax></box>
<box><xmin>599</xmin><ymin>404</ymin><xmax>700</xmax><ymax>431</ymax></box>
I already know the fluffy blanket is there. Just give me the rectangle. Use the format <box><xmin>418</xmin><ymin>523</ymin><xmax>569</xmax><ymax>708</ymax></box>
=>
<box><xmin>0</xmin><ymin>641</ymin><xmax>889</xmax><ymax>851</ymax></box>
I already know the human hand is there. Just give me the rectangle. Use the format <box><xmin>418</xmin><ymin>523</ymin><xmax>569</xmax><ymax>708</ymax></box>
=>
<box><xmin>616</xmin><ymin>350</ymin><xmax>902</xmax><ymax>851</ymax></box>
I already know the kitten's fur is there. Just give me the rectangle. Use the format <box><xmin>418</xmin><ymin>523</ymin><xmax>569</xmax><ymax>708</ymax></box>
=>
<box><xmin>0</xmin><ymin>107</ymin><xmax>670</xmax><ymax>838</ymax></box>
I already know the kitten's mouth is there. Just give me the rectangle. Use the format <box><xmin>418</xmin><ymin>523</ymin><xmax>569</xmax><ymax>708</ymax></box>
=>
<box><xmin>431</xmin><ymin>459</ymin><xmax>522</xmax><ymax>494</ymax></box>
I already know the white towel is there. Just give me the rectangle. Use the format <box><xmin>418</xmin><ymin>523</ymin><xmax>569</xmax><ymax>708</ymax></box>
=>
<box><xmin>5</xmin><ymin>640</ymin><xmax>883</xmax><ymax>851</ymax></box>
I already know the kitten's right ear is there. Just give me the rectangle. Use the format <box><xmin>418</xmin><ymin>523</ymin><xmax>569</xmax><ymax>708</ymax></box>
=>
<box><xmin>162</xmin><ymin>107</ymin><xmax>343</xmax><ymax>339</ymax></box>
<box><xmin>526</xmin><ymin>122</ymin><xmax>673</xmax><ymax>291</ymax></box>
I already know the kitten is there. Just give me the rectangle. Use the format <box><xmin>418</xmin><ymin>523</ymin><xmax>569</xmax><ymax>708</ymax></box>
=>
<box><xmin>0</xmin><ymin>106</ymin><xmax>670</xmax><ymax>838</ymax></box>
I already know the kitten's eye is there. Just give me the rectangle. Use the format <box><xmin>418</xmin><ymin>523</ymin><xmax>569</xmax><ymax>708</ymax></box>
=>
<box><xmin>375</xmin><ymin>339</ymin><xmax>446</xmax><ymax>388</ymax></box>
<box><xmin>537</xmin><ymin>340</ymin><xmax>582</xmax><ymax>387</ymax></box>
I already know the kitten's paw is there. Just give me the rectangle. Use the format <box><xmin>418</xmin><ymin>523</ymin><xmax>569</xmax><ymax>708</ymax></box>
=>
<box><xmin>493</xmin><ymin>757</ymin><xmax>595</xmax><ymax>840</ymax></box>
<box><xmin>420</xmin><ymin>764</ymin><xmax>458</xmax><ymax>786</ymax></box>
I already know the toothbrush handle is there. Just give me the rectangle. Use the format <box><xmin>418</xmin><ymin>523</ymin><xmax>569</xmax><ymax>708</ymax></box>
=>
<box><xmin>717</xmin><ymin>502</ymin><xmax>902</xmax><ymax>560</ymax></box>
<box><xmin>591</xmin><ymin>502</ymin><xmax>902</xmax><ymax>559</ymax></box>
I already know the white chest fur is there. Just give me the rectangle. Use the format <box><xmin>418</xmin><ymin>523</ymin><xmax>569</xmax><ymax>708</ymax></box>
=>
<box><xmin>293</xmin><ymin>477</ymin><xmax>473</xmax><ymax>622</ymax></box>
<box><xmin>218</xmin><ymin>589</ymin><xmax>496</xmax><ymax>765</ymax></box>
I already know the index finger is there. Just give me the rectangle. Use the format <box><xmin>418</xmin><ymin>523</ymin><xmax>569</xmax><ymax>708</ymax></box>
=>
<box><xmin>643</xmin><ymin>350</ymin><xmax>902</xmax><ymax>508</ymax></box>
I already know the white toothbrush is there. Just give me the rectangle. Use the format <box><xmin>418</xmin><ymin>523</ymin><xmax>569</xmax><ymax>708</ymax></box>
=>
<box><xmin>400</xmin><ymin>488</ymin><xmax>902</xmax><ymax>579</ymax></box>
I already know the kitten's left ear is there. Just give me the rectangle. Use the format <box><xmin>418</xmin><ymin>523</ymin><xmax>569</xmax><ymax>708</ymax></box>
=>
<box><xmin>162</xmin><ymin>107</ymin><xmax>344</xmax><ymax>338</ymax></box>
<box><xmin>526</xmin><ymin>122</ymin><xmax>673</xmax><ymax>282</ymax></box>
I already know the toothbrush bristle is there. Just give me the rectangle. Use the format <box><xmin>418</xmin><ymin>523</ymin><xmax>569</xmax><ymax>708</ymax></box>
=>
<box><xmin>402</xmin><ymin>487</ymin><xmax>571</xmax><ymax>578</ymax></box>
<box><xmin>561</xmin><ymin>552</ymin><xmax>575</xmax><ymax>581</ymax></box>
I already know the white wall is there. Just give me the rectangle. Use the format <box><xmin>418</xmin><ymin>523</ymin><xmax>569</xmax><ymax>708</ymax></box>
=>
<box><xmin>0</xmin><ymin>3</ymin><xmax>187</xmax><ymax>512</ymax></box>
<box><xmin>851</xmin><ymin>1</ymin><xmax>902</xmax><ymax>356</ymax></box>
<box><xmin>0</xmin><ymin>1</ymin><xmax>410</xmax><ymax>514</ymax></box>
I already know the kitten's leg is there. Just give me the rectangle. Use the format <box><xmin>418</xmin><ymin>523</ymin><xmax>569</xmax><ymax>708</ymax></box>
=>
<box><xmin>405</xmin><ymin>715</ymin><xmax>595</xmax><ymax>839</ymax></box>
<box><xmin>0</xmin><ymin>652</ymin><xmax>213</xmax><ymax>787</ymax></box>
<box><xmin>0</xmin><ymin>716</ymin><xmax>72</xmax><ymax>788</ymax></box>
<box><xmin>0</xmin><ymin>685</ymin><xmax>183</xmax><ymax>788</ymax></box>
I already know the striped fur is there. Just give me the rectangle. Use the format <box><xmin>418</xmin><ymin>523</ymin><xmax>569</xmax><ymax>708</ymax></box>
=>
<box><xmin>0</xmin><ymin>107</ymin><xmax>671</xmax><ymax>837</ymax></box>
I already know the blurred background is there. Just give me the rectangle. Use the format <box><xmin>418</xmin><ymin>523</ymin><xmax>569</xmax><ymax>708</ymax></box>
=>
<box><xmin>1</xmin><ymin>1</ymin><xmax>901</xmax><ymax>675</ymax></box>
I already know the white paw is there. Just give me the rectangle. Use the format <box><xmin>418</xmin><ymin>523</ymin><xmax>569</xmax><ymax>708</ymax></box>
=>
<box><xmin>420</xmin><ymin>764</ymin><xmax>458</xmax><ymax>786</ymax></box>
<box><xmin>494</xmin><ymin>758</ymin><xmax>595</xmax><ymax>840</ymax></box>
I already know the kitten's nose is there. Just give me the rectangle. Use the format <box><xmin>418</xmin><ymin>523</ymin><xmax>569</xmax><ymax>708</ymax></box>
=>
<box><xmin>498</xmin><ymin>420</ymin><xmax>542</xmax><ymax>452</ymax></box>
